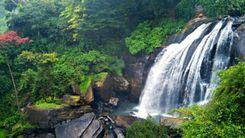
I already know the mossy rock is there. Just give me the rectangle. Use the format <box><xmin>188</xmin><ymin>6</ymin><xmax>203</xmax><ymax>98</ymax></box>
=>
<box><xmin>94</xmin><ymin>72</ymin><xmax>109</xmax><ymax>88</ymax></box>
<box><xmin>34</xmin><ymin>102</ymin><xmax>66</xmax><ymax>110</ymax></box>
<box><xmin>63</xmin><ymin>95</ymin><xmax>81</xmax><ymax>106</ymax></box>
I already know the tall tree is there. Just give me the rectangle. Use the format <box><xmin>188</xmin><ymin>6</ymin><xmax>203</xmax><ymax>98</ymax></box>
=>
<box><xmin>0</xmin><ymin>31</ymin><xmax>29</xmax><ymax>109</ymax></box>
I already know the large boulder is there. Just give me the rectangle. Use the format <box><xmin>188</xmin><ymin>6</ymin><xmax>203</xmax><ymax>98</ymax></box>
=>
<box><xmin>93</xmin><ymin>73</ymin><xmax>129</xmax><ymax>102</ymax></box>
<box><xmin>25</xmin><ymin>105</ymin><xmax>92</xmax><ymax>129</ymax></box>
<box><xmin>55</xmin><ymin>113</ymin><xmax>103</xmax><ymax>138</ymax></box>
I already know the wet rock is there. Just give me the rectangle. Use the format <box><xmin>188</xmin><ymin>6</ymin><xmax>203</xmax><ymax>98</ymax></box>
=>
<box><xmin>94</xmin><ymin>74</ymin><xmax>129</xmax><ymax>102</ymax></box>
<box><xmin>26</xmin><ymin>105</ymin><xmax>92</xmax><ymax>129</ymax></box>
<box><xmin>111</xmin><ymin>75</ymin><xmax>130</xmax><ymax>92</ymax></box>
<box><xmin>63</xmin><ymin>95</ymin><xmax>81</xmax><ymax>106</ymax></box>
<box><xmin>96</xmin><ymin>102</ymin><xmax>114</xmax><ymax>114</ymax></box>
<box><xmin>55</xmin><ymin>113</ymin><xmax>96</xmax><ymax>138</ymax></box>
<box><xmin>160</xmin><ymin>117</ymin><xmax>186</xmax><ymax>128</ymax></box>
<box><xmin>109</xmin><ymin>97</ymin><xmax>119</xmax><ymax>107</ymax></box>
<box><xmin>85</xmin><ymin>86</ymin><xmax>94</xmax><ymax>104</ymax></box>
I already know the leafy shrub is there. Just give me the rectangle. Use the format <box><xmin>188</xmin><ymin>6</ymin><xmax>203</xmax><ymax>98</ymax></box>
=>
<box><xmin>79</xmin><ymin>75</ymin><xmax>94</xmax><ymax>93</ymax></box>
<box><xmin>198</xmin><ymin>0</ymin><xmax>245</xmax><ymax>17</ymax></box>
<box><xmin>175</xmin><ymin>62</ymin><xmax>245</xmax><ymax>137</ymax></box>
<box><xmin>176</xmin><ymin>0</ymin><xmax>196</xmax><ymax>20</ymax></box>
<box><xmin>53</xmin><ymin>50</ymin><xmax>124</xmax><ymax>93</ymax></box>
<box><xmin>126</xmin><ymin>117</ymin><xmax>168</xmax><ymax>138</ymax></box>
<box><xmin>18</xmin><ymin>51</ymin><xmax>58</xmax><ymax>99</ymax></box>
<box><xmin>10</xmin><ymin>122</ymin><xmax>36</xmax><ymax>137</ymax></box>
<box><xmin>0</xmin><ymin>110</ymin><xmax>36</xmax><ymax>137</ymax></box>
<box><xmin>125</xmin><ymin>19</ymin><xmax>185</xmax><ymax>55</ymax></box>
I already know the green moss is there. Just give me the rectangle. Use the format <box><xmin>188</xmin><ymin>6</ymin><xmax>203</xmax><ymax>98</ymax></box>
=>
<box><xmin>34</xmin><ymin>98</ymin><xmax>65</xmax><ymax>110</ymax></box>
<box><xmin>79</xmin><ymin>75</ymin><xmax>94</xmax><ymax>94</ymax></box>
<box><xmin>69</xmin><ymin>95</ymin><xmax>80</xmax><ymax>102</ymax></box>
<box><xmin>34</xmin><ymin>102</ymin><xmax>65</xmax><ymax>110</ymax></box>
<box><xmin>94</xmin><ymin>72</ymin><xmax>108</xmax><ymax>86</ymax></box>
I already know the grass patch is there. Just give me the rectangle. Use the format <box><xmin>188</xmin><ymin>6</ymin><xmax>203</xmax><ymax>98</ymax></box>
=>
<box><xmin>34</xmin><ymin>102</ymin><xmax>65</xmax><ymax>110</ymax></box>
<box><xmin>34</xmin><ymin>97</ymin><xmax>65</xmax><ymax>110</ymax></box>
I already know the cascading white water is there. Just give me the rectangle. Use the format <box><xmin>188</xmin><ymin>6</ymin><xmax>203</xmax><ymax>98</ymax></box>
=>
<box><xmin>135</xmin><ymin>18</ymin><xmax>234</xmax><ymax>118</ymax></box>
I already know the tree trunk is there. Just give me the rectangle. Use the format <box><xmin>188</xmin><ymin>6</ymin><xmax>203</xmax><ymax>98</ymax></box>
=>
<box><xmin>6</xmin><ymin>59</ymin><xmax>20</xmax><ymax>110</ymax></box>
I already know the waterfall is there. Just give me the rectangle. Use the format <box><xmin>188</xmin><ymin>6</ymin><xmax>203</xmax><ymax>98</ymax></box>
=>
<box><xmin>135</xmin><ymin>18</ymin><xmax>234</xmax><ymax>118</ymax></box>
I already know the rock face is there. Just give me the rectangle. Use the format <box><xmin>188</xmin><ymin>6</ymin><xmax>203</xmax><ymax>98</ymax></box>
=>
<box><xmin>55</xmin><ymin>113</ymin><xmax>125</xmax><ymax>138</ymax></box>
<box><xmin>123</xmin><ymin>56</ymin><xmax>147</xmax><ymax>102</ymax></box>
<box><xmin>26</xmin><ymin>105</ymin><xmax>92</xmax><ymax>129</ymax></box>
<box><xmin>234</xmin><ymin>23</ymin><xmax>245</xmax><ymax>58</ymax></box>
<box><xmin>93</xmin><ymin>74</ymin><xmax>129</xmax><ymax>102</ymax></box>
<box><xmin>55</xmin><ymin>113</ymin><xmax>101</xmax><ymax>138</ymax></box>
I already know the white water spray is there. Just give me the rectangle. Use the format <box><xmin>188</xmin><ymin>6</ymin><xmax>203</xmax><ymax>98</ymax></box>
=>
<box><xmin>135</xmin><ymin>19</ymin><xmax>234</xmax><ymax>118</ymax></box>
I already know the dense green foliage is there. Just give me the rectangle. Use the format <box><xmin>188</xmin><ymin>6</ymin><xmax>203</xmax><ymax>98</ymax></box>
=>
<box><xmin>126</xmin><ymin>19</ymin><xmax>185</xmax><ymax>55</ymax></box>
<box><xmin>176</xmin><ymin>0</ymin><xmax>196</xmax><ymax>20</ymax></box>
<box><xmin>126</xmin><ymin>118</ymin><xmax>168</xmax><ymax>138</ymax></box>
<box><xmin>198</xmin><ymin>0</ymin><xmax>245</xmax><ymax>17</ymax></box>
<box><xmin>8</xmin><ymin>0</ymin><xmax>66</xmax><ymax>43</ymax></box>
<box><xmin>175</xmin><ymin>62</ymin><xmax>245</xmax><ymax>137</ymax></box>
<box><xmin>177</xmin><ymin>0</ymin><xmax>245</xmax><ymax>19</ymax></box>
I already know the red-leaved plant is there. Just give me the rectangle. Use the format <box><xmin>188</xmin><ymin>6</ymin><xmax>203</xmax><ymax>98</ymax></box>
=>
<box><xmin>0</xmin><ymin>31</ymin><xmax>30</xmax><ymax>46</ymax></box>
